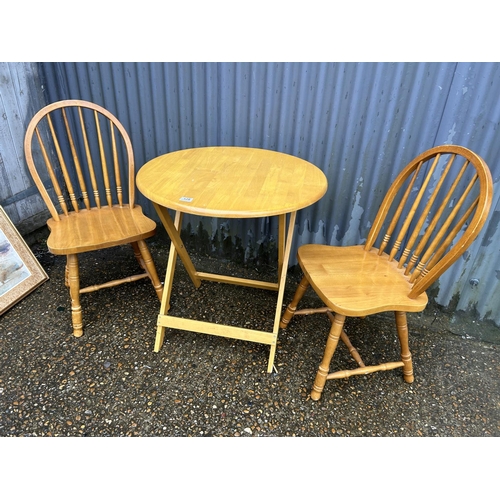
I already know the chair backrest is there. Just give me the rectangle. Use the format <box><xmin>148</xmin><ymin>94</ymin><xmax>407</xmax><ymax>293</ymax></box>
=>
<box><xmin>364</xmin><ymin>145</ymin><xmax>493</xmax><ymax>299</ymax></box>
<box><xmin>24</xmin><ymin>99</ymin><xmax>136</xmax><ymax>222</ymax></box>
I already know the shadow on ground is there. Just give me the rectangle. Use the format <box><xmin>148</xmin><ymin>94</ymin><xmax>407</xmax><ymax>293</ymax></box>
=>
<box><xmin>1</xmin><ymin>229</ymin><xmax>499</xmax><ymax>437</ymax></box>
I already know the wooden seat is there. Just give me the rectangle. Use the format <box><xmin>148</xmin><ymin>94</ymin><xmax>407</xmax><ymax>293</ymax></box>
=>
<box><xmin>280</xmin><ymin>145</ymin><xmax>493</xmax><ymax>401</ymax></box>
<box><xmin>24</xmin><ymin>99</ymin><xmax>163</xmax><ymax>338</ymax></box>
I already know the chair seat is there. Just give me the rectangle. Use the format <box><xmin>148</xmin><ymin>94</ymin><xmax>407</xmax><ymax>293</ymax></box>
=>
<box><xmin>46</xmin><ymin>205</ymin><xmax>156</xmax><ymax>254</ymax></box>
<box><xmin>297</xmin><ymin>244</ymin><xmax>428</xmax><ymax>316</ymax></box>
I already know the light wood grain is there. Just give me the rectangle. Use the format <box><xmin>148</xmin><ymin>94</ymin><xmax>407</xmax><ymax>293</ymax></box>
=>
<box><xmin>136</xmin><ymin>147</ymin><xmax>327</xmax><ymax>218</ymax></box>
<box><xmin>24</xmin><ymin>100</ymin><xmax>163</xmax><ymax>338</ymax></box>
<box><xmin>45</xmin><ymin>205</ymin><xmax>156</xmax><ymax>254</ymax></box>
<box><xmin>138</xmin><ymin>146</ymin><xmax>328</xmax><ymax>372</ymax></box>
<box><xmin>298</xmin><ymin>245</ymin><xmax>429</xmax><ymax>315</ymax></box>
<box><xmin>281</xmin><ymin>145</ymin><xmax>493</xmax><ymax>401</ymax></box>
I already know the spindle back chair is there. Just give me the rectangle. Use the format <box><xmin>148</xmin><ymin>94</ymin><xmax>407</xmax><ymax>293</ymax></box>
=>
<box><xmin>280</xmin><ymin>145</ymin><xmax>493</xmax><ymax>401</ymax></box>
<box><xmin>24</xmin><ymin>99</ymin><xmax>163</xmax><ymax>338</ymax></box>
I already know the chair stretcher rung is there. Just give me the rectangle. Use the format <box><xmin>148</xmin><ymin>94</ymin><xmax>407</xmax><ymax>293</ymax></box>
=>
<box><xmin>294</xmin><ymin>306</ymin><xmax>331</xmax><ymax>315</ymax></box>
<box><xmin>79</xmin><ymin>273</ymin><xmax>149</xmax><ymax>293</ymax></box>
<box><xmin>196</xmin><ymin>271</ymin><xmax>279</xmax><ymax>291</ymax></box>
<box><xmin>327</xmin><ymin>361</ymin><xmax>405</xmax><ymax>380</ymax></box>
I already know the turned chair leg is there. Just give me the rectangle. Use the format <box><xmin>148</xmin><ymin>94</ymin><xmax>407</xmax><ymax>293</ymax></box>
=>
<box><xmin>395</xmin><ymin>311</ymin><xmax>414</xmax><ymax>383</ymax></box>
<box><xmin>311</xmin><ymin>313</ymin><xmax>346</xmax><ymax>401</ymax></box>
<box><xmin>131</xmin><ymin>241</ymin><xmax>145</xmax><ymax>270</ymax></box>
<box><xmin>67</xmin><ymin>254</ymin><xmax>83</xmax><ymax>338</ymax></box>
<box><xmin>136</xmin><ymin>240</ymin><xmax>163</xmax><ymax>301</ymax></box>
<box><xmin>280</xmin><ymin>275</ymin><xmax>310</xmax><ymax>329</ymax></box>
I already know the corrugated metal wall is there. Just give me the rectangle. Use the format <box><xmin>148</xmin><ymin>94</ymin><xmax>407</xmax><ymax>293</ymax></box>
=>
<box><xmin>0</xmin><ymin>62</ymin><xmax>50</xmax><ymax>236</ymax></box>
<box><xmin>2</xmin><ymin>62</ymin><xmax>499</xmax><ymax>326</ymax></box>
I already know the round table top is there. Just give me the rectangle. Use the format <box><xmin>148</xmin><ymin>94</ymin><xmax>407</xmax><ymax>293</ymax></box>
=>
<box><xmin>136</xmin><ymin>146</ymin><xmax>328</xmax><ymax>218</ymax></box>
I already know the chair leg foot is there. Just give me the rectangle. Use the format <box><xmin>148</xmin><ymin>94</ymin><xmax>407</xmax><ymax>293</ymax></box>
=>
<box><xmin>310</xmin><ymin>313</ymin><xmax>345</xmax><ymax>401</ymax></box>
<box><xmin>67</xmin><ymin>254</ymin><xmax>83</xmax><ymax>338</ymax></box>
<box><xmin>311</xmin><ymin>367</ymin><xmax>328</xmax><ymax>401</ymax></box>
<box><xmin>279</xmin><ymin>306</ymin><xmax>295</xmax><ymax>329</ymax></box>
<box><xmin>280</xmin><ymin>275</ymin><xmax>309</xmax><ymax>329</ymax></box>
<box><xmin>395</xmin><ymin>311</ymin><xmax>414</xmax><ymax>383</ymax></box>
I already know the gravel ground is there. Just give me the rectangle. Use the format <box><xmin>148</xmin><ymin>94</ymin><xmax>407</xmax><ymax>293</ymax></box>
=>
<box><xmin>1</xmin><ymin>229</ymin><xmax>499</xmax><ymax>439</ymax></box>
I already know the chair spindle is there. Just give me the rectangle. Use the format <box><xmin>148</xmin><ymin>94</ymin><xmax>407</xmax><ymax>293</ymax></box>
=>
<box><xmin>94</xmin><ymin>110</ymin><xmax>113</xmax><ymax>207</ymax></box>
<box><xmin>405</xmin><ymin>156</ymin><xmax>470</xmax><ymax>276</ymax></box>
<box><xmin>61</xmin><ymin>107</ymin><xmax>91</xmax><ymax>210</ymax></box>
<box><xmin>110</xmin><ymin>122</ymin><xmax>123</xmax><ymax>206</ymax></box>
<box><xmin>78</xmin><ymin>107</ymin><xmax>101</xmax><ymax>209</ymax></box>
<box><xmin>46</xmin><ymin>113</ymin><xmax>80</xmax><ymax>212</ymax></box>
<box><xmin>398</xmin><ymin>154</ymin><xmax>455</xmax><ymax>269</ymax></box>
<box><xmin>410</xmin><ymin>178</ymin><xmax>479</xmax><ymax>285</ymax></box>
<box><xmin>376</xmin><ymin>161</ymin><xmax>423</xmax><ymax>256</ymax></box>
<box><xmin>388</xmin><ymin>154</ymin><xmax>441</xmax><ymax>262</ymax></box>
<box><xmin>34</xmin><ymin>127</ymin><xmax>68</xmax><ymax>218</ymax></box>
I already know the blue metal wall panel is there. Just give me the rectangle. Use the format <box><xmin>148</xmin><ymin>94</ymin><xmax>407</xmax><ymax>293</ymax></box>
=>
<box><xmin>34</xmin><ymin>62</ymin><xmax>500</xmax><ymax>325</ymax></box>
<box><xmin>0</xmin><ymin>62</ymin><xmax>51</xmax><ymax>236</ymax></box>
<box><xmin>430</xmin><ymin>63</ymin><xmax>500</xmax><ymax>324</ymax></box>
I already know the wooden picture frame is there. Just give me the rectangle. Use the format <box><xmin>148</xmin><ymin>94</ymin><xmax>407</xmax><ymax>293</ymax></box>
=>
<box><xmin>0</xmin><ymin>205</ymin><xmax>48</xmax><ymax>315</ymax></box>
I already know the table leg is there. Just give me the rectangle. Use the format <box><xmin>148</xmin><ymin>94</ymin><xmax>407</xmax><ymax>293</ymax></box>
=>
<box><xmin>153</xmin><ymin>203</ymin><xmax>201</xmax><ymax>288</ymax></box>
<box><xmin>154</xmin><ymin>211</ymin><xmax>179</xmax><ymax>351</ymax></box>
<box><xmin>163</xmin><ymin>211</ymin><xmax>184</xmax><ymax>314</ymax></box>
<box><xmin>277</xmin><ymin>213</ymin><xmax>286</xmax><ymax>283</ymax></box>
<box><xmin>152</xmin><ymin>203</ymin><xmax>298</xmax><ymax>374</ymax></box>
<box><xmin>267</xmin><ymin>211</ymin><xmax>297</xmax><ymax>372</ymax></box>
<box><xmin>153</xmin><ymin>205</ymin><xmax>201</xmax><ymax>352</ymax></box>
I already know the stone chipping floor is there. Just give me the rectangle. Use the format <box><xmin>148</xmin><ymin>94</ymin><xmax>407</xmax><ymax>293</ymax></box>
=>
<box><xmin>0</xmin><ymin>231</ymin><xmax>499</xmax><ymax>438</ymax></box>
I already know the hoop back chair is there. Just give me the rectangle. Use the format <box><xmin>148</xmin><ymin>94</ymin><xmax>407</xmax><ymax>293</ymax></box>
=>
<box><xmin>24</xmin><ymin>99</ymin><xmax>163</xmax><ymax>338</ymax></box>
<box><xmin>280</xmin><ymin>145</ymin><xmax>493</xmax><ymax>401</ymax></box>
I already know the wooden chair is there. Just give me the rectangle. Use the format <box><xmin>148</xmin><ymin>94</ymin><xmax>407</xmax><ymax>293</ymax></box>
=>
<box><xmin>280</xmin><ymin>145</ymin><xmax>493</xmax><ymax>401</ymax></box>
<box><xmin>24</xmin><ymin>99</ymin><xmax>163</xmax><ymax>338</ymax></box>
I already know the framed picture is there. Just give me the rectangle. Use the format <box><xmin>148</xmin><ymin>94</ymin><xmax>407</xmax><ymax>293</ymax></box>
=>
<box><xmin>0</xmin><ymin>205</ymin><xmax>48</xmax><ymax>315</ymax></box>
